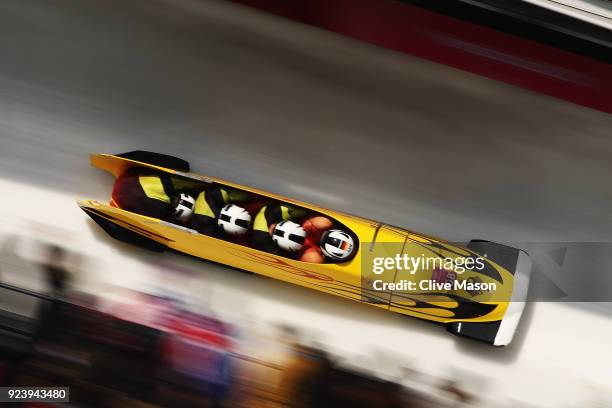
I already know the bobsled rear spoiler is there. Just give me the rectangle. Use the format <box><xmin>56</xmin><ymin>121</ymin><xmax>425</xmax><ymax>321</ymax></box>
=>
<box><xmin>90</xmin><ymin>153</ymin><xmax>181</xmax><ymax>178</ymax></box>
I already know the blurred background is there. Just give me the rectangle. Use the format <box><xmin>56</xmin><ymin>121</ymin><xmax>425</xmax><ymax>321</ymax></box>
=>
<box><xmin>0</xmin><ymin>0</ymin><xmax>611</xmax><ymax>406</ymax></box>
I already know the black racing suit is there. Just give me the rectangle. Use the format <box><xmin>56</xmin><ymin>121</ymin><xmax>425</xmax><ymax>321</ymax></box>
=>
<box><xmin>251</xmin><ymin>204</ymin><xmax>307</xmax><ymax>253</ymax></box>
<box><xmin>189</xmin><ymin>187</ymin><xmax>250</xmax><ymax>236</ymax></box>
<box><xmin>112</xmin><ymin>167</ymin><xmax>199</xmax><ymax>220</ymax></box>
<box><xmin>112</xmin><ymin>168</ymin><xmax>174</xmax><ymax>219</ymax></box>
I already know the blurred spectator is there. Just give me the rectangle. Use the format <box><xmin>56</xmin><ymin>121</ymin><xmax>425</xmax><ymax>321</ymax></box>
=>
<box><xmin>42</xmin><ymin>244</ymin><xmax>71</xmax><ymax>297</ymax></box>
<box><xmin>439</xmin><ymin>379</ymin><xmax>474</xmax><ymax>407</ymax></box>
<box><xmin>34</xmin><ymin>244</ymin><xmax>73</xmax><ymax>341</ymax></box>
<box><xmin>277</xmin><ymin>325</ymin><xmax>332</xmax><ymax>408</ymax></box>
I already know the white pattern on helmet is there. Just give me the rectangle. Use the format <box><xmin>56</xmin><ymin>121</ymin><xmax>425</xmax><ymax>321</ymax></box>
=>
<box><xmin>172</xmin><ymin>193</ymin><xmax>195</xmax><ymax>222</ymax></box>
<box><xmin>320</xmin><ymin>229</ymin><xmax>354</xmax><ymax>260</ymax></box>
<box><xmin>218</xmin><ymin>204</ymin><xmax>252</xmax><ymax>236</ymax></box>
<box><xmin>272</xmin><ymin>220</ymin><xmax>306</xmax><ymax>252</ymax></box>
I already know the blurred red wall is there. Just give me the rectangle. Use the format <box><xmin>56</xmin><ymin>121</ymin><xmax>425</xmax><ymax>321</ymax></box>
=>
<box><xmin>231</xmin><ymin>0</ymin><xmax>612</xmax><ymax>113</ymax></box>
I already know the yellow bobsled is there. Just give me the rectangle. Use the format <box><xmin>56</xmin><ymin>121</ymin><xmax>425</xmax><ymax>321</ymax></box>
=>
<box><xmin>79</xmin><ymin>151</ymin><xmax>531</xmax><ymax>346</ymax></box>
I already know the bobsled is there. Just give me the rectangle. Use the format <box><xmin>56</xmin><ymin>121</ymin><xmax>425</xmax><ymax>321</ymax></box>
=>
<box><xmin>78</xmin><ymin>151</ymin><xmax>531</xmax><ymax>346</ymax></box>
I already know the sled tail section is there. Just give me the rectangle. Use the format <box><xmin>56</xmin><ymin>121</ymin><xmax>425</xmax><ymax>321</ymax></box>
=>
<box><xmin>89</xmin><ymin>152</ymin><xmax>186</xmax><ymax>178</ymax></box>
<box><xmin>78</xmin><ymin>200</ymin><xmax>167</xmax><ymax>252</ymax></box>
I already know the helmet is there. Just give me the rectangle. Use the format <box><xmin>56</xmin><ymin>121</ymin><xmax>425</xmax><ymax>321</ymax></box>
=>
<box><xmin>218</xmin><ymin>204</ymin><xmax>251</xmax><ymax>236</ymax></box>
<box><xmin>320</xmin><ymin>229</ymin><xmax>355</xmax><ymax>261</ymax></box>
<box><xmin>272</xmin><ymin>220</ymin><xmax>306</xmax><ymax>252</ymax></box>
<box><xmin>171</xmin><ymin>193</ymin><xmax>195</xmax><ymax>222</ymax></box>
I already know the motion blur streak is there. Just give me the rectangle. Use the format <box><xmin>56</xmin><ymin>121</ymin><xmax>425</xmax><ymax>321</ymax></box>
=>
<box><xmin>230</xmin><ymin>0</ymin><xmax>612</xmax><ymax>112</ymax></box>
<box><xmin>1</xmin><ymin>0</ymin><xmax>611</xmax><ymax>242</ymax></box>
<box><xmin>0</xmin><ymin>0</ymin><xmax>611</xmax><ymax>407</ymax></box>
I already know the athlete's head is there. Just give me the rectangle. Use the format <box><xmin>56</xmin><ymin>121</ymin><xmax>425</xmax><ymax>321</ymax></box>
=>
<box><xmin>218</xmin><ymin>204</ymin><xmax>251</xmax><ymax>236</ymax></box>
<box><xmin>320</xmin><ymin>229</ymin><xmax>355</xmax><ymax>261</ymax></box>
<box><xmin>272</xmin><ymin>220</ymin><xmax>306</xmax><ymax>252</ymax></box>
<box><xmin>171</xmin><ymin>193</ymin><xmax>195</xmax><ymax>222</ymax></box>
